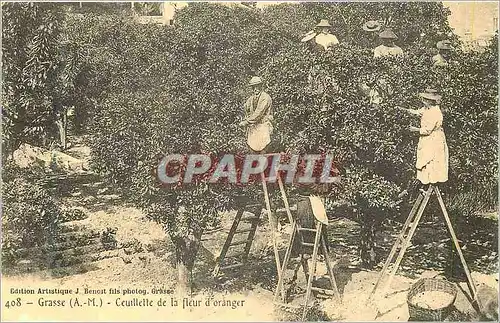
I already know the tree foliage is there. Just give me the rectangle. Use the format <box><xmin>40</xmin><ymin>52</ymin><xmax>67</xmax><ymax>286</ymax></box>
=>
<box><xmin>2</xmin><ymin>3</ymin><xmax>66</xmax><ymax>154</ymax></box>
<box><xmin>41</xmin><ymin>2</ymin><xmax>498</xmax><ymax>284</ymax></box>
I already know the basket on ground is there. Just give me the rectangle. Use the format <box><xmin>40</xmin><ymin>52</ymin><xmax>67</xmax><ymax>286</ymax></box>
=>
<box><xmin>407</xmin><ymin>278</ymin><xmax>457</xmax><ymax>321</ymax></box>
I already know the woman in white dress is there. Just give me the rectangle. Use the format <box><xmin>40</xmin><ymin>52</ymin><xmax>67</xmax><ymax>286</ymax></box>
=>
<box><xmin>398</xmin><ymin>88</ymin><xmax>449</xmax><ymax>186</ymax></box>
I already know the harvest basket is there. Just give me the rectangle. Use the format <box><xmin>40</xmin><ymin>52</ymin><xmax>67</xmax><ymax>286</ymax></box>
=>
<box><xmin>407</xmin><ymin>278</ymin><xmax>457</xmax><ymax>321</ymax></box>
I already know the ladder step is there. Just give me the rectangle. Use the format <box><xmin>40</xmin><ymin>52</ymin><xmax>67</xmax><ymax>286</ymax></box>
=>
<box><xmin>241</xmin><ymin>216</ymin><xmax>260</xmax><ymax>221</ymax></box>
<box><xmin>225</xmin><ymin>252</ymin><xmax>246</xmax><ymax>259</ymax></box>
<box><xmin>244</xmin><ymin>203</ymin><xmax>262</xmax><ymax>209</ymax></box>
<box><xmin>230</xmin><ymin>240</ymin><xmax>249</xmax><ymax>246</ymax></box>
<box><xmin>315</xmin><ymin>274</ymin><xmax>330</xmax><ymax>279</ymax></box>
<box><xmin>235</xmin><ymin>228</ymin><xmax>254</xmax><ymax>234</ymax></box>
<box><xmin>276</xmin><ymin>206</ymin><xmax>297</xmax><ymax>212</ymax></box>
<box><xmin>219</xmin><ymin>262</ymin><xmax>244</xmax><ymax>271</ymax></box>
<box><xmin>273</xmin><ymin>301</ymin><xmax>302</xmax><ymax>310</ymax></box>
<box><xmin>301</xmin><ymin>242</ymin><xmax>315</xmax><ymax>247</ymax></box>
<box><xmin>298</xmin><ymin>228</ymin><xmax>317</xmax><ymax>232</ymax></box>
<box><xmin>310</xmin><ymin>287</ymin><xmax>334</xmax><ymax>294</ymax></box>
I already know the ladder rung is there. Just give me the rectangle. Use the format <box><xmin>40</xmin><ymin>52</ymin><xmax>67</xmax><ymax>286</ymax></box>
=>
<box><xmin>219</xmin><ymin>262</ymin><xmax>244</xmax><ymax>271</ymax></box>
<box><xmin>315</xmin><ymin>274</ymin><xmax>330</xmax><ymax>279</ymax></box>
<box><xmin>273</xmin><ymin>301</ymin><xmax>302</xmax><ymax>310</ymax></box>
<box><xmin>235</xmin><ymin>228</ymin><xmax>253</xmax><ymax>234</ymax></box>
<box><xmin>230</xmin><ymin>240</ymin><xmax>249</xmax><ymax>246</ymax></box>
<box><xmin>244</xmin><ymin>203</ymin><xmax>262</xmax><ymax>209</ymax></box>
<box><xmin>301</xmin><ymin>242</ymin><xmax>315</xmax><ymax>247</ymax></box>
<box><xmin>311</xmin><ymin>287</ymin><xmax>333</xmax><ymax>295</ymax></box>
<box><xmin>225</xmin><ymin>252</ymin><xmax>246</xmax><ymax>259</ymax></box>
<box><xmin>310</xmin><ymin>287</ymin><xmax>334</xmax><ymax>294</ymax></box>
<box><xmin>298</xmin><ymin>228</ymin><xmax>317</xmax><ymax>232</ymax></box>
<box><xmin>241</xmin><ymin>216</ymin><xmax>259</xmax><ymax>221</ymax></box>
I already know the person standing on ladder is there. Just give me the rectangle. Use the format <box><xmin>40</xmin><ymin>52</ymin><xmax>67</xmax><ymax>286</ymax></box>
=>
<box><xmin>369</xmin><ymin>89</ymin><xmax>476</xmax><ymax>304</ymax></box>
<box><xmin>239</xmin><ymin>76</ymin><xmax>273</xmax><ymax>154</ymax></box>
<box><xmin>397</xmin><ymin>88</ymin><xmax>449</xmax><ymax>187</ymax></box>
<box><xmin>239</xmin><ymin>76</ymin><xmax>284</xmax><ymax>248</ymax></box>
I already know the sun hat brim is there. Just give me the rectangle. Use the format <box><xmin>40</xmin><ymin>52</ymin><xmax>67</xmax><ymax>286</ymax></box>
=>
<box><xmin>249</xmin><ymin>81</ymin><xmax>262</xmax><ymax>86</ymax></box>
<box><xmin>248</xmin><ymin>76</ymin><xmax>263</xmax><ymax>86</ymax></box>
<box><xmin>301</xmin><ymin>31</ymin><xmax>317</xmax><ymax>42</ymax></box>
<box><xmin>362</xmin><ymin>21</ymin><xmax>381</xmax><ymax>32</ymax></box>
<box><xmin>437</xmin><ymin>42</ymin><xmax>453</xmax><ymax>50</ymax></box>
<box><xmin>316</xmin><ymin>21</ymin><xmax>332</xmax><ymax>28</ymax></box>
<box><xmin>379</xmin><ymin>29</ymin><xmax>398</xmax><ymax>39</ymax></box>
<box><xmin>419</xmin><ymin>93</ymin><xmax>442</xmax><ymax>101</ymax></box>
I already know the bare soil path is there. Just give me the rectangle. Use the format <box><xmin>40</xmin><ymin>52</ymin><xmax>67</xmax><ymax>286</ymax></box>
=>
<box><xmin>2</xmin><ymin>137</ymin><xmax>497</xmax><ymax>321</ymax></box>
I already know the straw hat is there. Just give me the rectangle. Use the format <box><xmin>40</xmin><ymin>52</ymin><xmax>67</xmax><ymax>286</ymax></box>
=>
<box><xmin>248</xmin><ymin>76</ymin><xmax>263</xmax><ymax>86</ymax></box>
<box><xmin>301</xmin><ymin>30</ymin><xmax>317</xmax><ymax>42</ymax></box>
<box><xmin>379</xmin><ymin>28</ymin><xmax>398</xmax><ymax>39</ymax></box>
<box><xmin>419</xmin><ymin>88</ymin><xmax>442</xmax><ymax>101</ymax></box>
<box><xmin>437</xmin><ymin>40</ymin><xmax>453</xmax><ymax>50</ymax></box>
<box><xmin>362</xmin><ymin>20</ymin><xmax>381</xmax><ymax>32</ymax></box>
<box><xmin>316</xmin><ymin>19</ymin><xmax>332</xmax><ymax>28</ymax></box>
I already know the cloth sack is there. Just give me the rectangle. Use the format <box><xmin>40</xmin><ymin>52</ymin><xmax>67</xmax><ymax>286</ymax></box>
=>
<box><xmin>247</xmin><ymin>120</ymin><xmax>273</xmax><ymax>152</ymax></box>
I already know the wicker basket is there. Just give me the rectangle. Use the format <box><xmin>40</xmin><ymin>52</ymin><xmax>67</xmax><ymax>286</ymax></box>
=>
<box><xmin>407</xmin><ymin>278</ymin><xmax>458</xmax><ymax>321</ymax></box>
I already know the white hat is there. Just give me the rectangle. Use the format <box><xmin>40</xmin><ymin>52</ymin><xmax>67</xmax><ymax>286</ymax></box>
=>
<box><xmin>419</xmin><ymin>88</ymin><xmax>442</xmax><ymax>101</ymax></box>
<box><xmin>362</xmin><ymin>20</ymin><xmax>381</xmax><ymax>32</ymax></box>
<box><xmin>316</xmin><ymin>19</ymin><xmax>332</xmax><ymax>28</ymax></box>
<box><xmin>301</xmin><ymin>30</ymin><xmax>317</xmax><ymax>42</ymax></box>
<box><xmin>248</xmin><ymin>76</ymin><xmax>263</xmax><ymax>86</ymax></box>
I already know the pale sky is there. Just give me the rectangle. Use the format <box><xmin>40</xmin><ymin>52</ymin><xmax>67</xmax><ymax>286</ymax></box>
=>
<box><xmin>443</xmin><ymin>1</ymin><xmax>498</xmax><ymax>39</ymax></box>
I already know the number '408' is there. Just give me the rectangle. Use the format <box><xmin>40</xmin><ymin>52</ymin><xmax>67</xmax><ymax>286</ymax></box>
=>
<box><xmin>4</xmin><ymin>298</ymin><xmax>21</xmax><ymax>308</ymax></box>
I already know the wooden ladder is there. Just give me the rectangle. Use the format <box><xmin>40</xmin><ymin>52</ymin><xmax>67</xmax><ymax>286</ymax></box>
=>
<box><xmin>212</xmin><ymin>202</ymin><xmax>263</xmax><ymax>276</ymax></box>
<box><xmin>368</xmin><ymin>184</ymin><xmax>477</xmax><ymax>302</ymax></box>
<box><xmin>213</xmin><ymin>154</ymin><xmax>294</xmax><ymax>279</ymax></box>
<box><xmin>274</xmin><ymin>219</ymin><xmax>340</xmax><ymax>321</ymax></box>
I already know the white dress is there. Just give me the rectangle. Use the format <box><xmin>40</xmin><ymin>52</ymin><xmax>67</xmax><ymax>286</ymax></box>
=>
<box><xmin>414</xmin><ymin>106</ymin><xmax>449</xmax><ymax>184</ymax></box>
<box><xmin>315</xmin><ymin>33</ymin><xmax>339</xmax><ymax>51</ymax></box>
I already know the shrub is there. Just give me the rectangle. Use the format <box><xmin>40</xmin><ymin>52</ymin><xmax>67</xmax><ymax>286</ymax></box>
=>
<box><xmin>72</xmin><ymin>2</ymin><xmax>497</xmax><ymax>286</ymax></box>
<box><xmin>2</xmin><ymin>3</ymin><xmax>65</xmax><ymax>155</ymax></box>
<box><xmin>1</xmin><ymin>162</ymin><xmax>63</xmax><ymax>266</ymax></box>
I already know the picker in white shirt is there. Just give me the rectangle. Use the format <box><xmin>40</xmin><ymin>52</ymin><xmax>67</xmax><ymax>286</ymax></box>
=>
<box><xmin>314</xmin><ymin>19</ymin><xmax>339</xmax><ymax>51</ymax></box>
<box><xmin>373</xmin><ymin>28</ymin><xmax>404</xmax><ymax>58</ymax></box>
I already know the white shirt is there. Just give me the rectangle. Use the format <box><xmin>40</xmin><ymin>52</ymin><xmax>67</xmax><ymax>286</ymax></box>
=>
<box><xmin>369</xmin><ymin>89</ymin><xmax>382</xmax><ymax>104</ymax></box>
<box><xmin>373</xmin><ymin>45</ymin><xmax>404</xmax><ymax>58</ymax></box>
<box><xmin>315</xmin><ymin>33</ymin><xmax>339</xmax><ymax>50</ymax></box>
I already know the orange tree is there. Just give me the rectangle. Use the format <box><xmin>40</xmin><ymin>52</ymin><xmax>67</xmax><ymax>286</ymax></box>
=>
<box><xmin>81</xmin><ymin>2</ymin><xmax>497</xmax><ymax>292</ymax></box>
<box><xmin>2</xmin><ymin>2</ymin><xmax>91</xmax><ymax>154</ymax></box>
<box><xmin>2</xmin><ymin>3</ymin><xmax>65</xmax><ymax>156</ymax></box>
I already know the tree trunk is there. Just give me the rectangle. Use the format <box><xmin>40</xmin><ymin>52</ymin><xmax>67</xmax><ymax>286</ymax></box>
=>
<box><xmin>55</xmin><ymin>109</ymin><xmax>67</xmax><ymax>150</ymax></box>
<box><xmin>360</xmin><ymin>216</ymin><xmax>378</xmax><ymax>269</ymax></box>
<box><xmin>176</xmin><ymin>259</ymin><xmax>191</xmax><ymax>297</ymax></box>
<box><xmin>171</xmin><ymin>233</ymin><xmax>202</xmax><ymax>297</ymax></box>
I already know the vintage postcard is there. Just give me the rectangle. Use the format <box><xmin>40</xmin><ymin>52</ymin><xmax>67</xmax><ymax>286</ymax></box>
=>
<box><xmin>1</xmin><ymin>1</ymin><xmax>498</xmax><ymax>322</ymax></box>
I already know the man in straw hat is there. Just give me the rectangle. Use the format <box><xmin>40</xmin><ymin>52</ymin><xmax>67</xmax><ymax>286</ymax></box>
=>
<box><xmin>432</xmin><ymin>40</ymin><xmax>453</xmax><ymax>67</ymax></box>
<box><xmin>314</xmin><ymin>19</ymin><xmax>339</xmax><ymax>51</ymax></box>
<box><xmin>373</xmin><ymin>28</ymin><xmax>404</xmax><ymax>58</ymax></box>
<box><xmin>240</xmin><ymin>76</ymin><xmax>273</xmax><ymax>153</ymax></box>
<box><xmin>397</xmin><ymin>88</ymin><xmax>448</xmax><ymax>186</ymax></box>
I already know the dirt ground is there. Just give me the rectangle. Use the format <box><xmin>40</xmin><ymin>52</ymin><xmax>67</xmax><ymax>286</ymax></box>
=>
<box><xmin>2</xmin><ymin>205</ymin><xmax>497</xmax><ymax>322</ymax></box>
<box><xmin>2</xmin><ymin>139</ymin><xmax>498</xmax><ymax>321</ymax></box>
